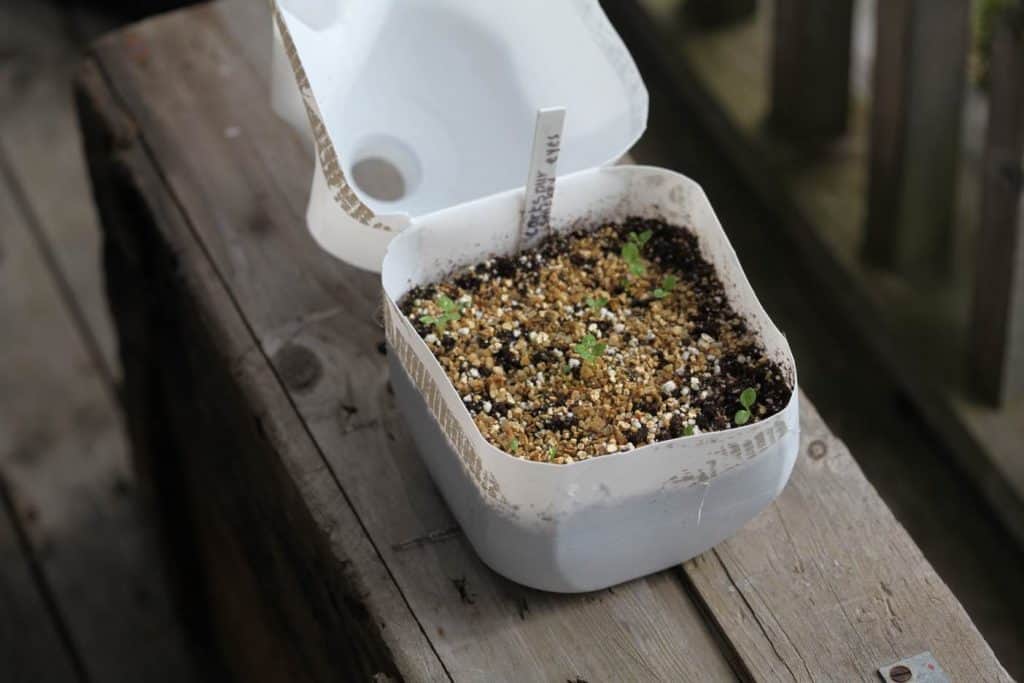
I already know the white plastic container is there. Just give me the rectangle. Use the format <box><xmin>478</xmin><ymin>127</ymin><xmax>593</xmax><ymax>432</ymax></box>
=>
<box><xmin>271</xmin><ymin>0</ymin><xmax>647</xmax><ymax>271</ymax></box>
<box><xmin>272</xmin><ymin>0</ymin><xmax>800</xmax><ymax>592</ymax></box>
<box><xmin>382</xmin><ymin>166</ymin><xmax>799</xmax><ymax>592</ymax></box>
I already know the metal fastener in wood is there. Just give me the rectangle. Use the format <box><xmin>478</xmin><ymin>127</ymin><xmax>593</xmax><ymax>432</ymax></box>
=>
<box><xmin>878</xmin><ymin>651</ymin><xmax>949</xmax><ymax>682</ymax></box>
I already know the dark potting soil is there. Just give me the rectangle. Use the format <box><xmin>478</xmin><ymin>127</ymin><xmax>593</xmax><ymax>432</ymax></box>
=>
<box><xmin>400</xmin><ymin>217</ymin><xmax>792</xmax><ymax>463</ymax></box>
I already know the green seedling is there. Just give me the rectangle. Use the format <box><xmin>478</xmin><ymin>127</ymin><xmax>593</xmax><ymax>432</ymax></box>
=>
<box><xmin>547</xmin><ymin>445</ymin><xmax>557</xmax><ymax>462</ymax></box>
<box><xmin>653</xmin><ymin>274</ymin><xmax>679</xmax><ymax>299</ymax></box>
<box><xmin>586</xmin><ymin>296</ymin><xmax>609</xmax><ymax>313</ymax></box>
<box><xmin>621</xmin><ymin>242</ymin><xmax>645</xmax><ymax>276</ymax></box>
<box><xmin>621</xmin><ymin>229</ymin><xmax>652</xmax><ymax>276</ymax></box>
<box><xmin>683</xmin><ymin>424</ymin><xmax>695</xmax><ymax>437</ymax></box>
<box><xmin>734</xmin><ymin>387</ymin><xmax>758</xmax><ymax>425</ymax></box>
<box><xmin>507</xmin><ymin>438</ymin><xmax>519</xmax><ymax>454</ymax></box>
<box><xmin>573</xmin><ymin>333</ymin><xmax>606</xmax><ymax>364</ymax></box>
<box><xmin>629</xmin><ymin>229</ymin><xmax>653</xmax><ymax>248</ymax></box>
<box><xmin>419</xmin><ymin>294</ymin><xmax>467</xmax><ymax>332</ymax></box>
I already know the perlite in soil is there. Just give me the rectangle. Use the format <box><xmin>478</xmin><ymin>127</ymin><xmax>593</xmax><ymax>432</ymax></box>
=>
<box><xmin>401</xmin><ymin>217</ymin><xmax>792</xmax><ymax>464</ymax></box>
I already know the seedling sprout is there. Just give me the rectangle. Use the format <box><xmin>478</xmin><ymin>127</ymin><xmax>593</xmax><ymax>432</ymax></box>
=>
<box><xmin>420</xmin><ymin>294</ymin><xmax>468</xmax><ymax>332</ymax></box>
<box><xmin>586</xmin><ymin>296</ymin><xmax>609</xmax><ymax>313</ymax></box>
<box><xmin>653</xmin><ymin>274</ymin><xmax>679</xmax><ymax>299</ymax></box>
<box><xmin>573</xmin><ymin>333</ymin><xmax>606</xmax><ymax>364</ymax></box>
<box><xmin>734</xmin><ymin>388</ymin><xmax>758</xmax><ymax>425</ymax></box>
<box><xmin>621</xmin><ymin>229</ymin><xmax>652</xmax><ymax>276</ymax></box>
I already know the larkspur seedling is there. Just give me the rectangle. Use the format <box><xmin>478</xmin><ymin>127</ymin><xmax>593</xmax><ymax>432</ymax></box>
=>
<box><xmin>419</xmin><ymin>294</ymin><xmax>467</xmax><ymax>332</ymax></box>
<box><xmin>586</xmin><ymin>296</ymin><xmax>609</xmax><ymax>313</ymax></box>
<box><xmin>620</xmin><ymin>229</ymin><xmax>652</xmax><ymax>276</ymax></box>
<box><xmin>573</xmin><ymin>333</ymin><xmax>606</xmax><ymax>364</ymax></box>
<box><xmin>734</xmin><ymin>387</ymin><xmax>758</xmax><ymax>425</ymax></box>
<box><xmin>653</xmin><ymin>274</ymin><xmax>679</xmax><ymax>299</ymax></box>
<box><xmin>507</xmin><ymin>437</ymin><xmax>519</xmax><ymax>454</ymax></box>
<box><xmin>547</xmin><ymin>445</ymin><xmax>557</xmax><ymax>461</ymax></box>
<box><xmin>683</xmin><ymin>424</ymin><xmax>695</xmax><ymax>437</ymax></box>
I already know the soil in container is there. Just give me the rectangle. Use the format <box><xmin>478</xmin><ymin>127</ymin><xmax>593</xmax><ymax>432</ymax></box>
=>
<box><xmin>399</xmin><ymin>217</ymin><xmax>793</xmax><ymax>463</ymax></box>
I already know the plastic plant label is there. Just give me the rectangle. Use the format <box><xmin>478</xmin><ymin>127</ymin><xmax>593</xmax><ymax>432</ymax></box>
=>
<box><xmin>520</xmin><ymin>107</ymin><xmax>566</xmax><ymax>248</ymax></box>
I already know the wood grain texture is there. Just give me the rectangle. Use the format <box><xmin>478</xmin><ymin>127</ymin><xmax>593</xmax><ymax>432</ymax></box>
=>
<box><xmin>76</xmin><ymin>56</ymin><xmax>451</xmax><ymax>683</ymax></box>
<box><xmin>80</xmin><ymin>5</ymin><xmax>734</xmax><ymax>680</ymax></box>
<box><xmin>264</xmin><ymin>319</ymin><xmax>736</xmax><ymax>682</ymax></box>
<box><xmin>0</xmin><ymin>501</ymin><xmax>80</xmax><ymax>683</ymax></box>
<box><xmin>0</xmin><ymin>178</ymin><xmax>82</xmax><ymax>683</ymax></box>
<box><xmin>77</xmin><ymin>2</ymin><xmax>1010</xmax><ymax>681</ymax></box>
<box><xmin>0</xmin><ymin>3</ymin><xmax>205</xmax><ymax>680</ymax></box>
<box><xmin>0</xmin><ymin>101</ymin><xmax>201</xmax><ymax>683</ymax></box>
<box><xmin>685</xmin><ymin>399</ymin><xmax>1011</xmax><ymax>682</ymax></box>
<box><xmin>969</xmin><ymin>20</ymin><xmax>1024</xmax><ymax>406</ymax></box>
<box><xmin>0</xmin><ymin>0</ymin><xmax>119</xmax><ymax>382</ymax></box>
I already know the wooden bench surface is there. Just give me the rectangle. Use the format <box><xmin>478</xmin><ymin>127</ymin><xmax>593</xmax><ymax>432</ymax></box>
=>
<box><xmin>74</xmin><ymin>1</ymin><xmax>1010</xmax><ymax>680</ymax></box>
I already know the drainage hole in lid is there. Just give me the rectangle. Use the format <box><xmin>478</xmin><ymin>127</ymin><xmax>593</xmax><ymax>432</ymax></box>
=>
<box><xmin>351</xmin><ymin>156</ymin><xmax>407</xmax><ymax>203</ymax></box>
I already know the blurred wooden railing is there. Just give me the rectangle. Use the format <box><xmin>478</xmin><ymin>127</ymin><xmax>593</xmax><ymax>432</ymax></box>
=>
<box><xmin>606</xmin><ymin>0</ymin><xmax>1024</xmax><ymax>544</ymax></box>
<box><xmin>763</xmin><ymin>0</ymin><xmax>1022</xmax><ymax>406</ymax></box>
<box><xmin>970</xmin><ymin>16</ymin><xmax>1024</xmax><ymax>406</ymax></box>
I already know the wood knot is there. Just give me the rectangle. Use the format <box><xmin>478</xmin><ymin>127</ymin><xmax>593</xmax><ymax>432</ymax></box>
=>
<box><xmin>274</xmin><ymin>343</ymin><xmax>322</xmax><ymax>392</ymax></box>
<box><xmin>807</xmin><ymin>439</ymin><xmax>827</xmax><ymax>460</ymax></box>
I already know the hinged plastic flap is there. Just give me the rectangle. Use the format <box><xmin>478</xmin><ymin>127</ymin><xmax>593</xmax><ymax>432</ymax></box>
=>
<box><xmin>271</xmin><ymin>0</ymin><xmax>648</xmax><ymax>272</ymax></box>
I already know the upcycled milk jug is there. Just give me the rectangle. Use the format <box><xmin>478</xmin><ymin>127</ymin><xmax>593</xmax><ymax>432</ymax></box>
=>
<box><xmin>272</xmin><ymin>0</ymin><xmax>800</xmax><ymax>592</ymax></box>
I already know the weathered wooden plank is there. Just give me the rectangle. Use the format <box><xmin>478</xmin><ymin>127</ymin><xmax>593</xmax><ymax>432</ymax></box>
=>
<box><xmin>81</xmin><ymin>2</ymin><xmax>1010</xmax><ymax>681</ymax></box>
<box><xmin>0</xmin><ymin>495</ymin><xmax>81</xmax><ymax>683</ymax></box>
<box><xmin>83</xmin><ymin>7</ymin><xmax>738</xmax><ymax>681</ymax></box>
<box><xmin>864</xmin><ymin>0</ymin><xmax>970</xmax><ymax>276</ymax></box>
<box><xmin>76</xmin><ymin>58</ymin><xmax>451</xmax><ymax>683</ymax></box>
<box><xmin>970</xmin><ymin>18</ymin><xmax>1024</xmax><ymax>406</ymax></box>
<box><xmin>685</xmin><ymin>399</ymin><xmax>1011</xmax><ymax>682</ymax></box>
<box><xmin>769</xmin><ymin>0</ymin><xmax>854</xmax><ymax>142</ymax></box>
<box><xmin>617</xmin><ymin>2</ymin><xmax>1024</xmax><ymax>671</ymax></box>
<box><xmin>0</xmin><ymin>0</ymin><xmax>119</xmax><ymax>383</ymax></box>
<box><xmin>263</xmin><ymin>323</ymin><xmax>737</xmax><ymax>682</ymax></box>
<box><xmin>1</xmin><ymin>3</ymin><xmax>205</xmax><ymax>678</ymax></box>
<box><xmin>0</xmin><ymin>39</ymin><xmax>202</xmax><ymax>683</ymax></box>
<box><xmin>0</xmin><ymin>184</ymin><xmax>83</xmax><ymax>683</ymax></box>
<box><xmin>216</xmin><ymin>0</ymin><xmax>275</xmax><ymax>93</ymax></box>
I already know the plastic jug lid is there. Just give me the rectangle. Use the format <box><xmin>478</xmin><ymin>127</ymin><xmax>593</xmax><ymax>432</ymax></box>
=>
<box><xmin>272</xmin><ymin>0</ymin><xmax>649</xmax><ymax>272</ymax></box>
